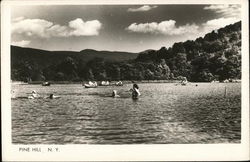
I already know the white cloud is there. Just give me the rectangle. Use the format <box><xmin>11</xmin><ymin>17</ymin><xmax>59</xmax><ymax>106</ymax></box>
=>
<box><xmin>126</xmin><ymin>20</ymin><xmax>199</xmax><ymax>35</ymax></box>
<box><xmin>128</xmin><ymin>5</ymin><xmax>157</xmax><ymax>12</ymax></box>
<box><xmin>47</xmin><ymin>24</ymin><xmax>69</xmax><ymax>37</ymax></box>
<box><xmin>12</xmin><ymin>19</ymin><xmax>53</xmax><ymax>38</ymax></box>
<box><xmin>127</xmin><ymin>16</ymin><xmax>240</xmax><ymax>38</ymax></box>
<box><xmin>198</xmin><ymin>4</ymin><xmax>241</xmax><ymax>36</ymax></box>
<box><xmin>11</xmin><ymin>40</ymin><xmax>30</xmax><ymax>47</ymax></box>
<box><xmin>202</xmin><ymin>17</ymin><xmax>239</xmax><ymax>33</ymax></box>
<box><xmin>204</xmin><ymin>4</ymin><xmax>241</xmax><ymax>19</ymax></box>
<box><xmin>11</xmin><ymin>18</ymin><xmax>102</xmax><ymax>38</ymax></box>
<box><xmin>68</xmin><ymin>18</ymin><xmax>102</xmax><ymax>36</ymax></box>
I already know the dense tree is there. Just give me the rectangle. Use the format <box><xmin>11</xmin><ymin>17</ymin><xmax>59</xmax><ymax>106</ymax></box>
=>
<box><xmin>172</xmin><ymin>42</ymin><xmax>186</xmax><ymax>54</ymax></box>
<box><xmin>106</xmin><ymin>63</ymin><xmax>121</xmax><ymax>81</ymax></box>
<box><xmin>56</xmin><ymin>57</ymin><xmax>78</xmax><ymax>80</ymax></box>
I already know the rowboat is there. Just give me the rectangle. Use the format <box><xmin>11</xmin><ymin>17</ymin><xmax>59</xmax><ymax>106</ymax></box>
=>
<box><xmin>42</xmin><ymin>82</ymin><xmax>50</xmax><ymax>86</ymax></box>
<box><xmin>84</xmin><ymin>84</ymin><xmax>98</xmax><ymax>88</ymax></box>
<box><xmin>84</xmin><ymin>81</ymin><xmax>98</xmax><ymax>88</ymax></box>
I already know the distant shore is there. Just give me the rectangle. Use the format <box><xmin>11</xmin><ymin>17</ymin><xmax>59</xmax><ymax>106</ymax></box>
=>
<box><xmin>11</xmin><ymin>79</ymin><xmax>241</xmax><ymax>85</ymax></box>
<box><xmin>12</xmin><ymin>80</ymin><xmax>181</xmax><ymax>85</ymax></box>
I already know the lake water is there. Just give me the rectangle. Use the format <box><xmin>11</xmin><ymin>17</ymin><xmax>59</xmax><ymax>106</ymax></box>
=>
<box><xmin>12</xmin><ymin>83</ymin><xmax>241</xmax><ymax>144</ymax></box>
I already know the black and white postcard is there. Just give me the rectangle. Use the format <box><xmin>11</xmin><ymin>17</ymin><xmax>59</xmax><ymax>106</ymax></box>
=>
<box><xmin>1</xmin><ymin>0</ymin><xmax>249</xmax><ymax>161</ymax></box>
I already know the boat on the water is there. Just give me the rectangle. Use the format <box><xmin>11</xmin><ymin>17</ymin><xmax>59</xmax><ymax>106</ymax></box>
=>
<box><xmin>115</xmin><ymin>81</ymin><xmax>123</xmax><ymax>86</ymax></box>
<box><xmin>100</xmin><ymin>81</ymin><xmax>110</xmax><ymax>86</ymax></box>
<box><xmin>42</xmin><ymin>82</ymin><xmax>50</xmax><ymax>86</ymax></box>
<box><xmin>99</xmin><ymin>81</ymin><xmax>123</xmax><ymax>86</ymax></box>
<box><xmin>84</xmin><ymin>81</ymin><xmax>98</xmax><ymax>88</ymax></box>
<box><xmin>84</xmin><ymin>84</ymin><xmax>98</xmax><ymax>88</ymax></box>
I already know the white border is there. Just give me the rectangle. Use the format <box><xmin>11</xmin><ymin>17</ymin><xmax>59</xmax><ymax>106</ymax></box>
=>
<box><xmin>1</xmin><ymin>0</ymin><xmax>249</xmax><ymax>161</ymax></box>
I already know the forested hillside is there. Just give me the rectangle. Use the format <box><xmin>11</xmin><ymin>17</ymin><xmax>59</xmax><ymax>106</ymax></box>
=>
<box><xmin>130</xmin><ymin>21</ymin><xmax>241</xmax><ymax>82</ymax></box>
<box><xmin>11</xmin><ymin>47</ymin><xmax>138</xmax><ymax>81</ymax></box>
<box><xmin>11</xmin><ymin>21</ymin><xmax>241</xmax><ymax>82</ymax></box>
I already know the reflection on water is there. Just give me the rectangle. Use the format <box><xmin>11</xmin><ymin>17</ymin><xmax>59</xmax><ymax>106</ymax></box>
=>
<box><xmin>11</xmin><ymin>83</ymin><xmax>241</xmax><ymax>144</ymax></box>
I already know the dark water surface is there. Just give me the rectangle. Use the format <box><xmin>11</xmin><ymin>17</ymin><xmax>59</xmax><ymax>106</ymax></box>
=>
<box><xmin>12</xmin><ymin>83</ymin><xmax>241</xmax><ymax>144</ymax></box>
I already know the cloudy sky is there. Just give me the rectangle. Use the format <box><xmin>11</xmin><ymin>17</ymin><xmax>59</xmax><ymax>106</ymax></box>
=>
<box><xmin>11</xmin><ymin>4</ymin><xmax>241</xmax><ymax>52</ymax></box>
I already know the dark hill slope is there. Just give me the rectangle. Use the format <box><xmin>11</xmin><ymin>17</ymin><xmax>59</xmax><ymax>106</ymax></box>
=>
<box><xmin>11</xmin><ymin>46</ymin><xmax>138</xmax><ymax>81</ymax></box>
<box><xmin>134</xmin><ymin>21</ymin><xmax>241</xmax><ymax>81</ymax></box>
<box><xmin>11</xmin><ymin>46</ymin><xmax>138</xmax><ymax>68</ymax></box>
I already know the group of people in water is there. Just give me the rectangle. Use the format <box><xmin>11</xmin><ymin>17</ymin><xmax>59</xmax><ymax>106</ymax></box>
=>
<box><xmin>14</xmin><ymin>79</ymin><xmax>194</xmax><ymax>100</ymax></box>
<box><xmin>24</xmin><ymin>83</ymin><xmax>141</xmax><ymax>100</ymax></box>
<box><xmin>112</xmin><ymin>83</ymin><xmax>141</xmax><ymax>99</ymax></box>
<box><xmin>27</xmin><ymin>90</ymin><xmax>60</xmax><ymax>99</ymax></box>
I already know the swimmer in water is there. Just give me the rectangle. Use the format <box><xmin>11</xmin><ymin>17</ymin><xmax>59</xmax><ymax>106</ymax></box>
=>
<box><xmin>32</xmin><ymin>90</ymin><xmax>39</xmax><ymax>98</ymax></box>
<box><xmin>130</xmin><ymin>84</ymin><xmax>141</xmax><ymax>99</ymax></box>
<box><xmin>11</xmin><ymin>90</ymin><xmax>16</xmax><ymax>99</ymax></box>
<box><xmin>49</xmin><ymin>94</ymin><xmax>60</xmax><ymax>99</ymax></box>
<box><xmin>112</xmin><ymin>90</ymin><xmax>120</xmax><ymax>98</ymax></box>
<box><xmin>181</xmin><ymin>77</ymin><xmax>188</xmax><ymax>86</ymax></box>
<box><xmin>28</xmin><ymin>90</ymin><xmax>40</xmax><ymax>99</ymax></box>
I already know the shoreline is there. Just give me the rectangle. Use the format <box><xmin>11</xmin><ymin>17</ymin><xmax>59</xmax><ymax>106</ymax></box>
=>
<box><xmin>11</xmin><ymin>80</ymin><xmax>241</xmax><ymax>85</ymax></box>
<box><xmin>12</xmin><ymin>80</ymin><xmax>180</xmax><ymax>85</ymax></box>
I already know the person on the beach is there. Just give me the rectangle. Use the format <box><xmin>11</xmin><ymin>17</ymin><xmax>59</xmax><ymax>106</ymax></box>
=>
<box><xmin>130</xmin><ymin>83</ymin><xmax>141</xmax><ymax>99</ymax></box>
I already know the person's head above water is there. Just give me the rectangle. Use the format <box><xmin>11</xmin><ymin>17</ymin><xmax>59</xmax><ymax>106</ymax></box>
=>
<box><xmin>133</xmin><ymin>84</ymin><xmax>139</xmax><ymax>89</ymax></box>
<box><xmin>32</xmin><ymin>90</ymin><xmax>37</xmax><ymax>94</ymax></box>
<box><xmin>49</xmin><ymin>94</ymin><xmax>54</xmax><ymax>99</ymax></box>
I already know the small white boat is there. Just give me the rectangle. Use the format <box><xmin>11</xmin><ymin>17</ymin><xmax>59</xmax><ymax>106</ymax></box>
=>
<box><xmin>211</xmin><ymin>80</ymin><xmax>219</xmax><ymax>83</ymax></box>
<box><xmin>100</xmin><ymin>81</ymin><xmax>110</xmax><ymax>86</ymax></box>
<box><xmin>84</xmin><ymin>84</ymin><xmax>98</xmax><ymax>88</ymax></box>
<box><xmin>84</xmin><ymin>81</ymin><xmax>98</xmax><ymax>88</ymax></box>
<box><xmin>115</xmin><ymin>81</ymin><xmax>123</xmax><ymax>86</ymax></box>
<box><xmin>42</xmin><ymin>82</ymin><xmax>50</xmax><ymax>86</ymax></box>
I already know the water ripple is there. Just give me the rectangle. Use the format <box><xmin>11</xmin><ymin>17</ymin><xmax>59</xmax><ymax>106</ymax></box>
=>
<box><xmin>12</xmin><ymin>83</ymin><xmax>241</xmax><ymax>144</ymax></box>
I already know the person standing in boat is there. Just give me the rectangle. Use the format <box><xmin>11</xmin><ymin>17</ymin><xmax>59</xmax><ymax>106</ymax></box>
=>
<box><xmin>130</xmin><ymin>83</ymin><xmax>141</xmax><ymax>99</ymax></box>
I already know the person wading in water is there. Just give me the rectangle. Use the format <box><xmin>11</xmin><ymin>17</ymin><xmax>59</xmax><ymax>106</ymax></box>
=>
<box><xmin>130</xmin><ymin>83</ymin><xmax>141</xmax><ymax>99</ymax></box>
